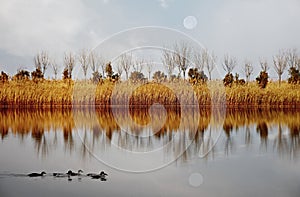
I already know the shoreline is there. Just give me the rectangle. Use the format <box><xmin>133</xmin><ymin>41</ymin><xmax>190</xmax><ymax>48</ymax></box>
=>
<box><xmin>1</xmin><ymin>80</ymin><xmax>300</xmax><ymax>110</ymax></box>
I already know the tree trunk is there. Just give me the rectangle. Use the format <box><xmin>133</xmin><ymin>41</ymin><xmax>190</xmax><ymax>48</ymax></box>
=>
<box><xmin>279</xmin><ymin>74</ymin><xmax>281</xmax><ymax>86</ymax></box>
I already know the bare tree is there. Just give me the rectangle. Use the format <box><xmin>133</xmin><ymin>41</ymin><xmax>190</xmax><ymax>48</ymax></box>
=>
<box><xmin>244</xmin><ymin>60</ymin><xmax>254</xmax><ymax>82</ymax></box>
<box><xmin>34</xmin><ymin>51</ymin><xmax>49</xmax><ymax>76</ymax></box>
<box><xmin>193</xmin><ymin>49</ymin><xmax>205</xmax><ymax>72</ymax></box>
<box><xmin>51</xmin><ymin>60</ymin><xmax>59</xmax><ymax>80</ymax></box>
<box><xmin>146</xmin><ymin>61</ymin><xmax>154</xmax><ymax>80</ymax></box>
<box><xmin>119</xmin><ymin>53</ymin><xmax>132</xmax><ymax>80</ymax></box>
<box><xmin>89</xmin><ymin>51</ymin><xmax>104</xmax><ymax>82</ymax></box>
<box><xmin>116</xmin><ymin>63</ymin><xmax>123</xmax><ymax>77</ymax></box>
<box><xmin>89</xmin><ymin>52</ymin><xmax>105</xmax><ymax>77</ymax></box>
<box><xmin>206</xmin><ymin>50</ymin><xmax>216</xmax><ymax>80</ymax></box>
<box><xmin>162</xmin><ymin>49</ymin><xmax>175</xmax><ymax>78</ymax></box>
<box><xmin>99</xmin><ymin>59</ymin><xmax>106</xmax><ymax>78</ymax></box>
<box><xmin>133</xmin><ymin>58</ymin><xmax>143</xmax><ymax>73</ymax></box>
<box><xmin>223</xmin><ymin>54</ymin><xmax>237</xmax><ymax>74</ymax></box>
<box><xmin>89</xmin><ymin>51</ymin><xmax>99</xmax><ymax>73</ymax></box>
<box><xmin>193</xmin><ymin>48</ymin><xmax>216</xmax><ymax>80</ymax></box>
<box><xmin>78</xmin><ymin>49</ymin><xmax>89</xmax><ymax>79</ymax></box>
<box><xmin>174</xmin><ymin>42</ymin><xmax>191</xmax><ymax>79</ymax></box>
<box><xmin>34</xmin><ymin>53</ymin><xmax>42</xmax><ymax>70</ymax></box>
<box><xmin>273</xmin><ymin>50</ymin><xmax>288</xmax><ymax>85</ymax></box>
<box><xmin>286</xmin><ymin>48</ymin><xmax>298</xmax><ymax>68</ymax></box>
<box><xmin>64</xmin><ymin>52</ymin><xmax>76</xmax><ymax>79</ymax></box>
<box><xmin>41</xmin><ymin>51</ymin><xmax>50</xmax><ymax>75</ymax></box>
<box><xmin>259</xmin><ymin>58</ymin><xmax>269</xmax><ymax>72</ymax></box>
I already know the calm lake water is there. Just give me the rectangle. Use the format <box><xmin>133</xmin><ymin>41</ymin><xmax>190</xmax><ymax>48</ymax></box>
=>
<box><xmin>0</xmin><ymin>108</ymin><xmax>300</xmax><ymax>197</ymax></box>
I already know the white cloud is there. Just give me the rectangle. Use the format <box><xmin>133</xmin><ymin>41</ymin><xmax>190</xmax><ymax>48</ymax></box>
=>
<box><xmin>202</xmin><ymin>0</ymin><xmax>300</xmax><ymax>78</ymax></box>
<box><xmin>0</xmin><ymin>0</ymin><xmax>89</xmax><ymax>57</ymax></box>
<box><xmin>1</xmin><ymin>0</ymin><xmax>300</xmax><ymax>80</ymax></box>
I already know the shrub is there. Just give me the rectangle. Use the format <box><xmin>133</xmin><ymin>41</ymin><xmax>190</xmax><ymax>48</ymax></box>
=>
<box><xmin>153</xmin><ymin>71</ymin><xmax>167</xmax><ymax>83</ymax></box>
<box><xmin>62</xmin><ymin>68</ymin><xmax>70</xmax><ymax>80</ymax></box>
<box><xmin>130</xmin><ymin>71</ymin><xmax>145</xmax><ymax>83</ymax></box>
<box><xmin>31</xmin><ymin>68</ymin><xmax>44</xmax><ymax>82</ymax></box>
<box><xmin>13</xmin><ymin>70</ymin><xmax>30</xmax><ymax>81</ymax></box>
<box><xmin>223</xmin><ymin>73</ymin><xmax>234</xmax><ymax>87</ymax></box>
<box><xmin>256</xmin><ymin>71</ymin><xmax>269</xmax><ymax>88</ymax></box>
<box><xmin>188</xmin><ymin>68</ymin><xmax>208</xmax><ymax>85</ymax></box>
<box><xmin>288</xmin><ymin>67</ymin><xmax>300</xmax><ymax>84</ymax></box>
<box><xmin>105</xmin><ymin>62</ymin><xmax>113</xmax><ymax>78</ymax></box>
<box><xmin>234</xmin><ymin>73</ymin><xmax>245</xmax><ymax>86</ymax></box>
<box><xmin>111</xmin><ymin>73</ymin><xmax>120</xmax><ymax>82</ymax></box>
<box><xmin>0</xmin><ymin>71</ymin><xmax>9</xmax><ymax>83</ymax></box>
<box><xmin>169</xmin><ymin>74</ymin><xmax>179</xmax><ymax>82</ymax></box>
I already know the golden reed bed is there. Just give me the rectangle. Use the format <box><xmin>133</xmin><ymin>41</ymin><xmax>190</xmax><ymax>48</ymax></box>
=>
<box><xmin>0</xmin><ymin>80</ymin><xmax>300</xmax><ymax>108</ymax></box>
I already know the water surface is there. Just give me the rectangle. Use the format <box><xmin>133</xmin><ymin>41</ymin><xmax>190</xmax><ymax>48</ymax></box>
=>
<box><xmin>0</xmin><ymin>108</ymin><xmax>300</xmax><ymax>197</ymax></box>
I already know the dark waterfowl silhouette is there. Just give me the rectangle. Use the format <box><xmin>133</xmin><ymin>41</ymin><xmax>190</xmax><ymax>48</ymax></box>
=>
<box><xmin>87</xmin><ymin>171</ymin><xmax>108</xmax><ymax>177</ymax></box>
<box><xmin>67</xmin><ymin>170</ymin><xmax>83</xmax><ymax>176</ymax></box>
<box><xmin>28</xmin><ymin>171</ymin><xmax>46</xmax><ymax>177</ymax></box>
<box><xmin>90</xmin><ymin>171</ymin><xmax>108</xmax><ymax>179</ymax></box>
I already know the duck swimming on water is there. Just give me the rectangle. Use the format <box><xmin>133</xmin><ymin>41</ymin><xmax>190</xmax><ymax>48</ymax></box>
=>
<box><xmin>67</xmin><ymin>170</ymin><xmax>83</xmax><ymax>176</ymax></box>
<box><xmin>90</xmin><ymin>171</ymin><xmax>108</xmax><ymax>179</ymax></box>
<box><xmin>87</xmin><ymin>171</ymin><xmax>108</xmax><ymax>177</ymax></box>
<box><xmin>28</xmin><ymin>171</ymin><xmax>46</xmax><ymax>177</ymax></box>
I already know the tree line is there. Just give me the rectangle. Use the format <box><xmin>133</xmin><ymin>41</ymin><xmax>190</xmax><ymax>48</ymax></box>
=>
<box><xmin>1</xmin><ymin>44</ymin><xmax>300</xmax><ymax>88</ymax></box>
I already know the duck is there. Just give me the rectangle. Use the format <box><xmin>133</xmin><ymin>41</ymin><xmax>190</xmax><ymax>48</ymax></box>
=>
<box><xmin>90</xmin><ymin>171</ymin><xmax>108</xmax><ymax>179</ymax></box>
<box><xmin>67</xmin><ymin>169</ymin><xmax>83</xmax><ymax>176</ymax></box>
<box><xmin>28</xmin><ymin>171</ymin><xmax>46</xmax><ymax>177</ymax></box>
<box><xmin>87</xmin><ymin>170</ymin><xmax>108</xmax><ymax>177</ymax></box>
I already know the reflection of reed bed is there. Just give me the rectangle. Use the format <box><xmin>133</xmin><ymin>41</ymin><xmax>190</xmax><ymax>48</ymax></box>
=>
<box><xmin>1</xmin><ymin>108</ymin><xmax>300</xmax><ymax>140</ymax></box>
<box><xmin>92</xmin><ymin>107</ymin><xmax>211</xmax><ymax>139</ymax></box>
<box><xmin>223</xmin><ymin>108</ymin><xmax>300</xmax><ymax>128</ymax></box>
<box><xmin>223</xmin><ymin>109</ymin><xmax>300</xmax><ymax>155</ymax></box>
<box><xmin>1</xmin><ymin>108</ymin><xmax>300</xmax><ymax>161</ymax></box>
<box><xmin>1</xmin><ymin>80</ymin><xmax>300</xmax><ymax>108</ymax></box>
<box><xmin>0</xmin><ymin>109</ymin><xmax>75</xmax><ymax>139</ymax></box>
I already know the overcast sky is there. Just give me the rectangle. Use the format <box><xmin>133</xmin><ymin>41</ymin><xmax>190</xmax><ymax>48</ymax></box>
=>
<box><xmin>0</xmin><ymin>0</ymin><xmax>300</xmax><ymax>79</ymax></box>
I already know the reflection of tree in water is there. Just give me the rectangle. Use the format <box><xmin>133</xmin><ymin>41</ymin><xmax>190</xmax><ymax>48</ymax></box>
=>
<box><xmin>96</xmin><ymin>109</ymin><xmax>120</xmax><ymax>142</ymax></box>
<box><xmin>80</xmin><ymin>128</ymin><xmax>87</xmax><ymax>159</ymax></box>
<box><xmin>257</xmin><ymin>122</ymin><xmax>268</xmax><ymax>151</ymax></box>
<box><xmin>97</xmin><ymin>107</ymin><xmax>181</xmax><ymax>152</ymax></box>
<box><xmin>53</xmin><ymin>130</ymin><xmax>58</xmax><ymax>146</ymax></box>
<box><xmin>31</xmin><ymin>126</ymin><xmax>48</xmax><ymax>158</ymax></box>
<box><xmin>223</xmin><ymin>122</ymin><xmax>234</xmax><ymax>156</ymax></box>
<box><xmin>273</xmin><ymin>124</ymin><xmax>288</xmax><ymax>157</ymax></box>
<box><xmin>0</xmin><ymin>125</ymin><xmax>9</xmax><ymax>140</ymax></box>
<box><xmin>245</xmin><ymin>125</ymin><xmax>251</xmax><ymax>146</ymax></box>
<box><xmin>192</xmin><ymin>128</ymin><xmax>204</xmax><ymax>154</ymax></box>
<box><xmin>91</xmin><ymin>125</ymin><xmax>102</xmax><ymax>150</ymax></box>
<box><xmin>0</xmin><ymin>110</ymin><xmax>9</xmax><ymax>139</ymax></box>
<box><xmin>178</xmin><ymin>109</ymin><xmax>211</xmax><ymax>161</ymax></box>
<box><xmin>63</xmin><ymin>125</ymin><xmax>74</xmax><ymax>153</ymax></box>
<box><xmin>289</xmin><ymin>124</ymin><xmax>300</xmax><ymax>159</ymax></box>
